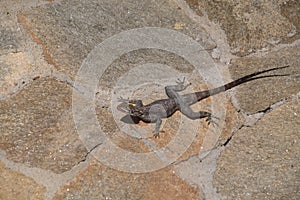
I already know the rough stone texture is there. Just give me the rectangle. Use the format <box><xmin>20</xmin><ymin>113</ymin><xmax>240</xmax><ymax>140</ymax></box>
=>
<box><xmin>0</xmin><ymin>161</ymin><xmax>45</xmax><ymax>200</ymax></box>
<box><xmin>0</xmin><ymin>77</ymin><xmax>87</xmax><ymax>173</ymax></box>
<box><xmin>175</xmin><ymin>150</ymin><xmax>223</xmax><ymax>200</ymax></box>
<box><xmin>0</xmin><ymin>1</ymin><xmax>25</xmax><ymax>54</ymax></box>
<box><xmin>0</xmin><ymin>52</ymin><xmax>35</xmax><ymax>97</ymax></box>
<box><xmin>54</xmin><ymin>159</ymin><xmax>201</xmax><ymax>200</ymax></box>
<box><xmin>280</xmin><ymin>0</ymin><xmax>300</xmax><ymax>43</ymax></box>
<box><xmin>189</xmin><ymin>0</ymin><xmax>296</xmax><ymax>56</ymax></box>
<box><xmin>0</xmin><ymin>1</ymin><xmax>55</xmax><ymax>98</ymax></box>
<box><xmin>214</xmin><ymin>98</ymin><xmax>300</xmax><ymax>200</ymax></box>
<box><xmin>95</xmin><ymin>51</ymin><xmax>242</xmax><ymax>164</ymax></box>
<box><xmin>216</xmin><ymin>99</ymin><xmax>244</xmax><ymax>145</ymax></box>
<box><xmin>229</xmin><ymin>45</ymin><xmax>300</xmax><ymax>113</ymax></box>
<box><xmin>19</xmin><ymin>0</ymin><xmax>215</xmax><ymax>79</ymax></box>
<box><xmin>95</xmin><ymin>49</ymin><xmax>225</xmax><ymax>159</ymax></box>
<box><xmin>0</xmin><ymin>0</ymin><xmax>299</xmax><ymax>199</ymax></box>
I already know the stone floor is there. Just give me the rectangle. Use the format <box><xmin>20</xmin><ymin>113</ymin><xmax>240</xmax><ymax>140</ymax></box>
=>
<box><xmin>0</xmin><ymin>0</ymin><xmax>299</xmax><ymax>199</ymax></box>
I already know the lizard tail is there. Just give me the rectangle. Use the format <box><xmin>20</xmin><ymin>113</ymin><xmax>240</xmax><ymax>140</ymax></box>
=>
<box><xmin>195</xmin><ymin>65</ymin><xmax>289</xmax><ymax>101</ymax></box>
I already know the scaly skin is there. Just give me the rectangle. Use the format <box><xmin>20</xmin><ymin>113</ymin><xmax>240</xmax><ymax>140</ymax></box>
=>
<box><xmin>117</xmin><ymin>66</ymin><xmax>289</xmax><ymax>137</ymax></box>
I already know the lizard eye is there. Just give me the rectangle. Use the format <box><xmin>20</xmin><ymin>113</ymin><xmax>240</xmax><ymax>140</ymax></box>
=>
<box><xmin>129</xmin><ymin>102</ymin><xmax>136</xmax><ymax>107</ymax></box>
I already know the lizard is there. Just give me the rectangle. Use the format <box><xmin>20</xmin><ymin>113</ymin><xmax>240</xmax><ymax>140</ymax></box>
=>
<box><xmin>117</xmin><ymin>65</ymin><xmax>289</xmax><ymax>138</ymax></box>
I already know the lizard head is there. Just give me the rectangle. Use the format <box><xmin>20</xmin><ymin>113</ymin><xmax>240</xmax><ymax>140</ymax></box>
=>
<box><xmin>117</xmin><ymin>100</ymin><xmax>144</xmax><ymax>116</ymax></box>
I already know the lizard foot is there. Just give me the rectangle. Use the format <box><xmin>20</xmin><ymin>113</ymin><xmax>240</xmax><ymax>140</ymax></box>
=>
<box><xmin>153</xmin><ymin>130</ymin><xmax>165</xmax><ymax>138</ymax></box>
<box><xmin>176</xmin><ymin>77</ymin><xmax>191</xmax><ymax>89</ymax></box>
<box><xmin>153</xmin><ymin>133</ymin><xmax>160</xmax><ymax>138</ymax></box>
<box><xmin>118</xmin><ymin>96</ymin><xmax>129</xmax><ymax>102</ymax></box>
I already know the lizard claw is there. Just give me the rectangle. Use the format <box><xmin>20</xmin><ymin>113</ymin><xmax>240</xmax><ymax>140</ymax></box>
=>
<box><xmin>153</xmin><ymin>133</ymin><xmax>160</xmax><ymax>138</ymax></box>
<box><xmin>176</xmin><ymin>77</ymin><xmax>191</xmax><ymax>88</ymax></box>
<box><xmin>118</xmin><ymin>96</ymin><xmax>129</xmax><ymax>102</ymax></box>
<box><xmin>206</xmin><ymin>114</ymin><xmax>219</xmax><ymax>127</ymax></box>
<box><xmin>152</xmin><ymin>130</ymin><xmax>161</xmax><ymax>138</ymax></box>
<box><xmin>176</xmin><ymin>77</ymin><xmax>185</xmax><ymax>84</ymax></box>
<box><xmin>176</xmin><ymin>77</ymin><xmax>185</xmax><ymax>85</ymax></box>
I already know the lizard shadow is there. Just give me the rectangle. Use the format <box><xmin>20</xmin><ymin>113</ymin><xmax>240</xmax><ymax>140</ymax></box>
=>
<box><xmin>120</xmin><ymin>115</ymin><xmax>144</xmax><ymax>124</ymax></box>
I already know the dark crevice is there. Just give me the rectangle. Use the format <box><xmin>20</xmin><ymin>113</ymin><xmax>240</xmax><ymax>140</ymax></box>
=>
<box><xmin>257</xmin><ymin>105</ymin><xmax>272</xmax><ymax>114</ymax></box>
<box><xmin>222</xmin><ymin>123</ymin><xmax>245</xmax><ymax>147</ymax></box>
<box><xmin>77</xmin><ymin>143</ymin><xmax>102</xmax><ymax>165</ymax></box>
<box><xmin>222</xmin><ymin>98</ymin><xmax>287</xmax><ymax>147</ymax></box>
<box><xmin>254</xmin><ymin>96</ymin><xmax>290</xmax><ymax>115</ymax></box>
<box><xmin>33</xmin><ymin>76</ymin><xmax>40</xmax><ymax>80</ymax></box>
<box><xmin>223</xmin><ymin>136</ymin><xmax>232</xmax><ymax>146</ymax></box>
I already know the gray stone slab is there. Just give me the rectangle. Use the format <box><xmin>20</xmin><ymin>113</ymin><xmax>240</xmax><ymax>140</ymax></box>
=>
<box><xmin>20</xmin><ymin>0</ymin><xmax>215</xmax><ymax>79</ymax></box>
<box><xmin>280</xmin><ymin>0</ymin><xmax>300</xmax><ymax>43</ymax></box>
<box><xmin>214</xmin><ymin>98</ymin><xmax>300</xmax><ymax>199</ymax></box>
<box><xmin>188</xmin><ymin>0</ymin><xmax>298</xmax><ymax>56</ymax></box>
<box><xmin>229</xmin><ymin>45</ymin><xmax>300</xmax><ymax>114</ymax></box>
<box><xmin>0</xmin><ymin>1</ymin><xmax>55</xmax><ymax>98</ymax></box>
<box><xmin>1</xmin><ymin>0</ymin><xmax>299</xmax><ymax>199</ymax></box>
<box><xmin>0</xmin><ymin>11</ymin><xmax>23</xmax><ymax>54</ymax></box>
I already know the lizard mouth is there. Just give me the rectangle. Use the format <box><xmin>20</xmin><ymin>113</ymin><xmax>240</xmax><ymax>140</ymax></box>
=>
<box><xmin>117</xmin><ymin>102</ymin><xmax>131</xmax><ymax>114</ymax></box>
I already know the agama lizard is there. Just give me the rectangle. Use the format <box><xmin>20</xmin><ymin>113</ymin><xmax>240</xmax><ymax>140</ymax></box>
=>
<box><xmin>117</xmin><ymin>66</ymin><xmax>289</xmax><ymax>137</ymax></box>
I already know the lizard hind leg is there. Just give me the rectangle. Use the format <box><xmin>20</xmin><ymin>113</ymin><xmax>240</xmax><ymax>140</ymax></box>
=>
<box><xmin>180</xmin><ymin>105</ymin><xmax>218</xmax><ymax>126</ymax></box>
<box><xmin>165</xmin><ymin>78</ymin><xmax>218</xmax><ymax>125</ymax></box>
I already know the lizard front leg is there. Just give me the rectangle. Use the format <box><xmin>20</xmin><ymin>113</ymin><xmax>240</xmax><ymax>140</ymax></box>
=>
<box><xmin>165</xmin><ymin>77</ymin><xmax>191</xmax><ymax>99</ymax></box>
<box><xmin>153</xmin><ymin>117</ymin><xmax>162</xmax><ymax>138</ymax></box>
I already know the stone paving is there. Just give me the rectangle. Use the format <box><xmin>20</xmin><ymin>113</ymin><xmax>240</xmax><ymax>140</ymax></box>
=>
<box><xmin>0</xmin><ymin>0</ymin><xmax>299</xmax><ymax>199</ymax></box>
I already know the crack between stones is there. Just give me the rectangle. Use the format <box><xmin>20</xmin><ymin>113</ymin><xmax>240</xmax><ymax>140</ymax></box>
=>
<box><xmin>76</xmin><ymin>142</ymin><xmax>103</xmax><ymax>165</ymax></box>
<box><xmin>175</xmin><ymin>91</ymin><xmax>299</xmax><ymax>162</ymax></box>
<box><xmin>224</xmin><ymin>91</ymin><xmax>300</xmax><ymax>147</ymax></box>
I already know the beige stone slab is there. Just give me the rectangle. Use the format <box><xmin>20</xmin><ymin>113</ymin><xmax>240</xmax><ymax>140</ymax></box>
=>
<box><xmin>54</xmin><ymin>159</ymin><xmax>202</xmax><ymax>200</ymax></box>
<box><xmin>0</xmin><ymin>77</ymin><xmax>87</xmax><ymax>173</ymax></box>
<box><xmin>214</xmin><ymin>97</ymin><xmax>300</xmax><ymax>199</ymax></box>
<box><xmin>0</xmin><ymin>161</ymin><xmax>45</xmax><ymax>200</ymax></box>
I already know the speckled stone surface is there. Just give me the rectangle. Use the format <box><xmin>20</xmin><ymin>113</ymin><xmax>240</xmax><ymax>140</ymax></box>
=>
<box><xmin>214</xmin><ymin>98</ymin><xmax>300</xmax><ymax>200</ymax></box>
<box><xmin>229</xmin><ymin>45</ymin><xmax>300</xmax><ymax>113</ymax></box>
<box><xmin>18</xmin><ymin>0</ymin><xmax>215</xmax><ymax>79</ymax></box>
<box><xmin>54</xmin><ymin>159</ymin><xmax>201</xmax><ymax>200</ymax></box>
<box><xmin>230</xmin><ymin>46</ymin><xmax>300</xmax><ymax>113</ymax></box>
<box><xmin>0</xmin><ymin>78</ymin><xmax>87</xmax><ymax>173</ymax></box>
<box><xmin>0</xmin><ymin>0</ymin><xmax>299</xmax><ymax>199</ymax></box>
<box><xmin>0</xmin><ymin>161</ymin><xmax>45</xmax><ymax>200</ymax></box>
<box><xmin>187</xmin><ymin>0</ymin><xmax>298</xmax><ymax>56</ymax></box>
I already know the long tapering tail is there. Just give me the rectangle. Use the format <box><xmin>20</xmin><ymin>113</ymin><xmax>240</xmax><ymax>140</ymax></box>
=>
<box><xmin>195</xmin><ymin>65</ymin><xmax>289</xmax><ymax>101</ymax></box>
